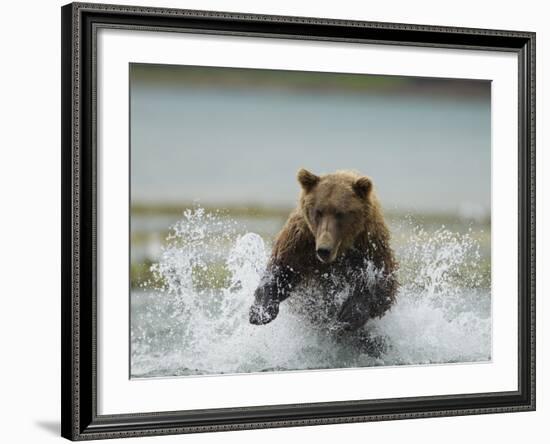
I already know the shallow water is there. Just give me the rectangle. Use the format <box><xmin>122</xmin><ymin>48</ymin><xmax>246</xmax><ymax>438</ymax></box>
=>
<box><xmin>130</xmin><ymin>208</ymin><xmax>491</xmax><ymax>378</ymax></box>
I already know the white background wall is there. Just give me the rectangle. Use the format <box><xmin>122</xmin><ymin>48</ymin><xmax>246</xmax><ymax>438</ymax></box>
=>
<box><xmin>0</xmin><ymin>0</ymin><xmax>546</xmax><ymax>443</ymax></box>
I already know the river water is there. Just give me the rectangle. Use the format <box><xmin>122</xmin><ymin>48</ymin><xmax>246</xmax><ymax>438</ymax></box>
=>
<box><xmin>130</xmin><ymin>86</ymin><xmax>490</xmax><ymax>214</ymax></box>
<box><xmin>130</xmin><ymin>208</ymin><xmax>491</xmax><ymax>378</ymax></box>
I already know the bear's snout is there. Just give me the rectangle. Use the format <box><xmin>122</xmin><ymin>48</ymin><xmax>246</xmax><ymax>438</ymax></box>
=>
<box><xmin>314</xmin><ymin>217</ymin><xmax>340</xmax><ymax>263</ymax></box>
<box><xmin>316</xmin><ymin>247</ymin><xmax>332</xmax><ymax>263</ymax></box>
<box><xmin>315</xmin><ymin>234</ymin><xmax>340</xmax><ymax>263</ymax></box>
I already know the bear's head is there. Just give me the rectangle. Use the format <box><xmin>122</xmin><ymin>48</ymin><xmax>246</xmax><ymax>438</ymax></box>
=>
<box><xmin>297</xmin><ymin>168</ymin><xmax>378</xmax><ymax>264</ymax></box>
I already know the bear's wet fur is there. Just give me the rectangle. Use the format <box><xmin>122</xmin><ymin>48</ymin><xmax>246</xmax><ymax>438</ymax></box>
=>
<box><xmin>249</xmin><ymin>169</ymin><xmax>398</xmax><ymax>332</ymax></box>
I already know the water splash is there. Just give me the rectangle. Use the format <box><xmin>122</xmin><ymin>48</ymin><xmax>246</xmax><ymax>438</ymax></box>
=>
<box><xmin>131</xmin><ymin>207</ymin><xmax>491</xmax><ymax>378</ymax></box>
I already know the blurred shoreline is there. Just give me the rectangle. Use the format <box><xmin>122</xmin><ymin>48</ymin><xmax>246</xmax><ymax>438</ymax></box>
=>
<box><xmin>131</xmin><ymin>201</ymin><xmax>491</xmax><ymax>225</ymax></box>
<box><xmin>131</xmin><ymin>63</ymin><xmax>491</xmax><ymax>101</ymax></box>
<box><xmin>130</xmin><ymin>202</ymin><xmax>491</xmax><ymax>291</ymax></box>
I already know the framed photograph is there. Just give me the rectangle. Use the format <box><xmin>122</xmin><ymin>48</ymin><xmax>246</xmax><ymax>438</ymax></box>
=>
<box><xmin>61</xmin><ymin>2</ymin><xmax>536</xmax><ymax>440</ymax></box>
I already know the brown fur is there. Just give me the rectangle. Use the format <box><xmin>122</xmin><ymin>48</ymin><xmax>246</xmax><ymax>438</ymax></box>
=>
<box><xmin>249</xmin><ymin>169</ymin><xmax>398</xmax><ymax>331</ymax></box>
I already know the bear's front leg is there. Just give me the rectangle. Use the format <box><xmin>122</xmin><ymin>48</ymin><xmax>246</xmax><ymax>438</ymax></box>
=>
<box><xmin>336</xmin><ymin>289</ymin><xmax>371</xmax><ymax>331</ymax></box>
<box><xmin>249</xmin><ymin>265</ymin><xmax>297</xmax><ymax>325</ymax></box>
<box><xmin>249</xmin><ymin>280</ymin><xmax>280</xmax><ymax>325</ymax></box>
<box><xmin>337</xmin><ymin>270</ymin><xmax>397</xmax><ymax>331</ymax></box>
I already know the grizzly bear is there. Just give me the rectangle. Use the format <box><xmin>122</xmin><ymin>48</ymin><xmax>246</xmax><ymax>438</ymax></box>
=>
<box><xmin>249</xmin><ymin>169</ymin><xmax>398</xmax><ymax>332</ymax></box>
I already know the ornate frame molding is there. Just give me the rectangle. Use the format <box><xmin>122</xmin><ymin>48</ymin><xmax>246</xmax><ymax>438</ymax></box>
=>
<box><xmin>61</xmin><ymin>2</ymin><xmax>535</xmax><ymax>440</ymax></box>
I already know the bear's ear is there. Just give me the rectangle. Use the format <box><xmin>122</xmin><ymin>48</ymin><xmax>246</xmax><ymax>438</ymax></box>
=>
<box><xmin>352</xmin><ymin>176</ymin><xmax>372</xmax><ymax>199</ymax></box>
<box><xmin>297</xmin><ymin>168</ymin><xmax>320</xmax><ymax>192</ymax></box>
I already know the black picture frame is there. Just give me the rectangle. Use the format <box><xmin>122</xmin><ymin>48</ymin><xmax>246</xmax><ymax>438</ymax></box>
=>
<box><xmin>61</xmin><ymin>2</ymin><xmax>536</xmax><ymax>440</ymax></box>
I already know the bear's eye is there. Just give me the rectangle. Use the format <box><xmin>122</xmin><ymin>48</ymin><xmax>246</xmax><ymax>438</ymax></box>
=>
<box><xmin>315</xmin><ymin>209</ymin><xmax>323</xmax><ymax>220</ymax></box>
<box><xmin>334</xmin><ymin>211</ymin><xmax>344</xmax><ymax>220</ymax></box>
